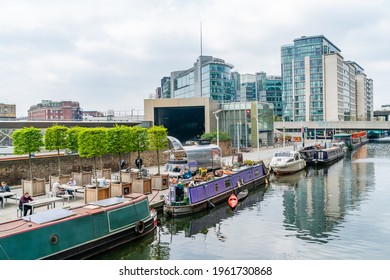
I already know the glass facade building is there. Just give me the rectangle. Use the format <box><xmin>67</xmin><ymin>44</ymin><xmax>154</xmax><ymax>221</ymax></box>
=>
<box><xmin>281</xmin><ymin>35</ymin><xmax>373</xmax><ymax>122</ymax></box>
<box><xmin>171</xmin><ymin>56</ymin><xmax>234</xmax><ymax>102</ymax></box>
<box><xmin>257</xmin><ymin>72</ymin><xmax>283</xmax><ymax>117</ymax></box>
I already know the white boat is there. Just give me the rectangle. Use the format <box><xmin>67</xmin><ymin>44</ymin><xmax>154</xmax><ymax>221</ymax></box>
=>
<box><xmin>269</xmin><ymin>150</ymin><xmax>306</xmax><ymax>175</ymax></box>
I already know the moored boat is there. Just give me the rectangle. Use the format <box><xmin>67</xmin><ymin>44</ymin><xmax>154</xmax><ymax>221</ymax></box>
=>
<box><xmin>269</xmin><ymin>150</ymin><xmax>306</xmax><ymax>175</ymax></box>
<box><xmin>333</xmin><ymin>131</ymin><xmax>368</xmax><ymax>151</ymax></box>
<box><xmin>163</xmin><ymin>162</ymin><xmax>269</xmax><ymax>218</ymax></box>
<box><xmin>299</xmin><ymin>145</ymin><xmax>321</xmax><ymax>164</ymax></box>
<box><xmin>314</xmin><ymin>144</ymin><xmax>345</xmax><ymax>165</ymax></box>
<box><xmin>0</xmin><ymin>194</ymin><xmax>157</xmax><ymax>260</ymax></box>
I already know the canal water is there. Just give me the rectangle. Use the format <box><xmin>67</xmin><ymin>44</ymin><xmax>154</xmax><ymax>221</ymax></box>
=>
<box><xmin>92</xmin><ymin>141</ymin><xmax>390</xmax><ymax>260</ymax></box>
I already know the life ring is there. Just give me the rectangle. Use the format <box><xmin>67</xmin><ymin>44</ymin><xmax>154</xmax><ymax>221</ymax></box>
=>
<box><xmin>135</xmin><ymin>221</ymin><xmax>145</xmax><ymax>234</ymax></box>
<box><xmin>50</xmin><ymin>234</ymin><xmax>59</xmax><ymax>245</ymax></box>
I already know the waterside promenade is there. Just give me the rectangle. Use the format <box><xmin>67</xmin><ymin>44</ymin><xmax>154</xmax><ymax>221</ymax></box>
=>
<box><xmin>0</xmin><ymin>142</ymin><xmax>304</xmax><ymax>223</ymax></box>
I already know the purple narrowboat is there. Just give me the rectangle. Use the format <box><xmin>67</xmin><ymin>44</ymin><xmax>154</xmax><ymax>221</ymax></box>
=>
<box><xmin>163</xmin><ymin>162</ymin><xmax>270</xmax><ymax>218</ymax></box>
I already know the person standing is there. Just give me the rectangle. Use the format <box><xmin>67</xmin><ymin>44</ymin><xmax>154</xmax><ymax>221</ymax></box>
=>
<box><xmin>19</xmin><ymin>192</ymin><xmax>34</xmax><ymax>216</ymax></box>
<box><xmin>135</xmin><ymin>156</ymin><xmax>143</xmax><ymax>170</ymax></box>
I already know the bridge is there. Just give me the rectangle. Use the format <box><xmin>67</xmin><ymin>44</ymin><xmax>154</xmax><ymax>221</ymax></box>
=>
<box><xmin>0</xmin><ymin>120</ymin><xmax>142</xmax><ymax>146</ymax></box>
<box><xmin>374</xmin><ymin>110</ymin><xmax>390</xmax><ymax>121</ymax></box>
<box><xmin>274</xmin><ymin>120</ymin><xmax>390</xmax><ymax>138</ymax></box>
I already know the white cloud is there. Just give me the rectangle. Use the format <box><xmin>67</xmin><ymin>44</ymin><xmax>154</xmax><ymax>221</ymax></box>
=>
<box><xmin>0</xmin><ymin>0</ymin><xmax>389</xmax><ymax>115</ymax></box>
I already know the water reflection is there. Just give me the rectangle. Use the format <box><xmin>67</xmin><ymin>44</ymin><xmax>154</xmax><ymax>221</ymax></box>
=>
<box><xmin>273</xmin><ymin>145</ymin><xmax>376</xmax><ymax>245</ymax></box>
<box><xmin>92</xmin><ymin>143</ymin><xmax>390</xmax><ymax>259</ymax></box>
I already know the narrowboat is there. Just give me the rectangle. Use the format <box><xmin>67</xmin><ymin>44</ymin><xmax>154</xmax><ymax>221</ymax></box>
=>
<box><xmin>333</xmin><ymin>131</ymin><xmax>368</xmax><ymax>151</ymax></box>
<box><xmin>269</xmin><ymin>150</ymin><xmax>306</xmax><ymax>175</ymax></box>
<box><xmin>0</xmin><ymin>194</ymin><xmax>157</xmax><ymax>260</ymax></box>
<box><xmin>314</xmin><ymin>144</ymin><xmax>345</xmax><ymax>165</ymax></box>
<box><xmin>163</xmin><ymin>162</ymin><xmax>269</xmax><ymax>218</ymax></box>
<box><xmin>299</xmin><ymin>145</ymin><xmax>321</xmax><ymax>164</ymax></box>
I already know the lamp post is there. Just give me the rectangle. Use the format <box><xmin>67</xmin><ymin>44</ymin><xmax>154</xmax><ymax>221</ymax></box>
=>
<box><xmin>255</xmin><ymin>114</ymin><xmax>260</xmax><ymax>161</ymax></box>
<box><xmin>213</xmin><ymin>110</ymin><xmax>222</xmax><ymax>147</ymax></box>
<box><xmin>282</xmin><ymin>116</ymin><xmax>285</xmax><ymax>148</ymax></box>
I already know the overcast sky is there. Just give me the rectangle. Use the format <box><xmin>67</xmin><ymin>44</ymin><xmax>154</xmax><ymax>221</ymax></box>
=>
<box><xmin>1</xmin><ymin>0</ymin><xmax>389</xmax><ymax>117</ymax></box>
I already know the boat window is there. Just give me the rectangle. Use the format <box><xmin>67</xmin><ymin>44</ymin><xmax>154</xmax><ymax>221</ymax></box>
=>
<box><xmin>254</xmin><ymin>169</ymin><xmax>259</xmax><ymax>176</ymax></box>
<box><xmin>274</xmin><ymin>152</ymin><xmax>292</xmax><ymax>157</ymax></box>
<box><xmin>224</xmin><ymin>180</ymin><xmax>231</xmax><ymax>189</ymax></box>
<box><xmin>248</xmin><ymin>171</ymin><xmax>252</xmax><ymax>179</ymax></box>
<box><xmin>295</xmin><ymin>154</ymin><xmax>299</xmax><ymax>160</ymax></box>
<box><xmin>215</xmin><ymin>183</ymin><xmax>219</xmax><ymax>192</ymax></box>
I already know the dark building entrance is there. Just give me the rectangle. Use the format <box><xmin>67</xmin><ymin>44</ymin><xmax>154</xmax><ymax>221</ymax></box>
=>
<box><xmin>154</xmin><ymin>106</ymin><xmax>205</xmax><ymax>143</ymax></box>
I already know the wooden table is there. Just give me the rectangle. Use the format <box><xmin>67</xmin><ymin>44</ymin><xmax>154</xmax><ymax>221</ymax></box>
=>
<box><xmin>0</xmin><ymin>192</ymin><xmax>17</xmax><ymax>208</ymax></box>
<box><xmin>23</xmin><ymin>197</ymin><xmax>64</xmax><ymax>214</ymax></box>
<box><xmin>61</xmin><ymin>185</ymin><xmax>85</xmax><ymax>200</ymax></box>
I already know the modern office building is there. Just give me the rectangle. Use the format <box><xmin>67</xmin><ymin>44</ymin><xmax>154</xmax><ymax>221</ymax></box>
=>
<box><xmin>28</xmin><ymin>100</ymin><xmax>82</xmax><ymax>121</ymax></box>
<box><xmin>152</xmin><ymin>56</ymin><xmax>275</xmax><ymax>146</ymax></box>
<box><xmin>144</xmin><ymin>97</ymin><xmax>274</xmax><ymax>148</ymax></box>
<box><xmin>238</xmin><ymin>74</ymin><xmax>256</xmax><ymax>102</ymax></box>
<box><xmin>281</xmin><ymin>35</ymin><xmax>374</xmax><ymax>122</ymax></box>
<box><xmin>165</xmin><ymin>56</ymin><xmax>234</xmax><ymax>102</ymax></box>
<box><xmin>256</xmin><ymin>72</ymin><xmax>283</xmax><ymax>118</ymax></box>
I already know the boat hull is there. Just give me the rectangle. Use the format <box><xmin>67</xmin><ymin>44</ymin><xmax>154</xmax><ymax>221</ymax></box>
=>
<box><xmin>0</xmin><ymin>196</ymin><xmax>157</xmax><ymax>260</ymax></box>
<box><xmin>271</xmin><ymin>160</ymin><xmax>306</xmax><ymax>175</ymax></box>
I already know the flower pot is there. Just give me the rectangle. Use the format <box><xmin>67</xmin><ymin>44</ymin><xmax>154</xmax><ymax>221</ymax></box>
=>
<box><xmin>84</xmin><ymin>185</ymin><xmax>110</xmax><ymax>203</ymax></box>
<box><xmin>132</xmin><ymin>178</ymin><xmax>151</xmax><ymax>194</ymax></box>
<box><xmin>151</xmin><ymin>173</ymin><xmax>169</xmax><ymax>190</ymax></box>
<box><xmin>94</xmin><ymin>168</ymin><xmax>111</xmax><ymax>179</ymax></box>
<box><xmin>22</xmin><ymin>178</ymin><xmax>46</xmax><ymax>196</ymax></box>
<box><xmin>49</xmin><ymin>174</ymin><xmax>71</xmax><ymax>189</ymax></box>
<box><xmin>111</xmin><ymin>182</ymin><xmax>132</xmax><ymax>197</ymax></box>
<box><xmin>72</xmin><ymin>171</ymin><xmax>92</xmax><ymax>186</ymax></box>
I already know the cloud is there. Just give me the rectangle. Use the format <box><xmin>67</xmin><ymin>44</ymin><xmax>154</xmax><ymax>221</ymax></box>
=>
<box><xmin>0</xmin><ymin>0</ymin><xmax>389</xmax><ymax>116</ymax></box>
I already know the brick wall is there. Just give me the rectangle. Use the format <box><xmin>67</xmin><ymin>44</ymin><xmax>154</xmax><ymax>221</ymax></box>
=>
<box><xmin>0</xmin><ymin>141</ymin><xmax>233</xmax><ymax>186</ymax></box>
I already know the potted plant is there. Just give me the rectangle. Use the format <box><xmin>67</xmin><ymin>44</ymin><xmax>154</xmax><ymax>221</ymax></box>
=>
<box><xmin>106</xmin><ymin>125</ymin><xmax>132</xmax><ymax>196</ymax></box>
<box><xmin>12</xmin><ymin>126</ymin><xmax>46</xmax><ymax>196</ymax></box>
<box><xmin>147</xmin><ymin>126</ymin><xmax>169</xmax><ymax>190</ymax></box>
<box><xmin>68</xmin><ymin>127</ymin><xmax>92</xmax><ymax>185</ymax></box>
<box><xmin>78</xmin><ymin>127</ymin><xmax>110</xmax><ymax>202</ymax></box>
<box><xmin>131</xmin><ymin>126</ymin><xmax>151</xmax><ymax>194</ymax></box>
<box><xmin>44</xmin><ymin>124</ymin><xmax>71</xmax><ymax>187</ymax></box>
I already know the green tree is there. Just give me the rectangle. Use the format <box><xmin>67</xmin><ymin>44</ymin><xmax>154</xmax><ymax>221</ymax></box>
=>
<box><xmin>132</xmin><ymin>126</ymin><xmax>149</xmax><ymax>158</ymax></box>
<box><xmin>12</xmin><ymin>127</ymin><xmax>44</xmax><ymax>181</ymax></box>
<box><xmin>147</xmin><ymin>126</ymin><xmax>168</xmax><ymax>175</ymax></box>
<box><xmin>44</xmin><ymin>124</ymin><xmax>68</xmax><ymax>176</ymax></box>
<box><xmin>67</xmin><ymin>126</ymin><xmax>85</xmax><ymax>171</ymax></box>
<box><xmin>201</xmin><ymin>130</ymin><xmax>231</xmax><ymax>141</ymax></box>
<box><xmin>106</xmin><ymin>125</ymin><xmax>132</xmax><ymax>182</ymax></box>
<box><xmin>131</xmin><ymin>126</ymin><xmax>148</xmax><ymax>177</ymax></box>
<box><xmin>78</xmin><ymin>127</ymin><xmax>108</xmax><ymax>186</ymax></box>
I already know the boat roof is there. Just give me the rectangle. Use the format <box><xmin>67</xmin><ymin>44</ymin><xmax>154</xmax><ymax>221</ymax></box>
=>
<box><xmin>0</xmin><ymin>194</ymin><xmax>147</xmax><ymax>238</ymax></box>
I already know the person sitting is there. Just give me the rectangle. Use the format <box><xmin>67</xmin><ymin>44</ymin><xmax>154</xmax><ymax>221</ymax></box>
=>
<box><xmin>66</xmin><ymin>177</ymin><xmax>76</xmax><ymax>196</ymax></box>
<box><xmin>0</xmin><ymin>181</ymin><xmax>12</xmax><ymax>206</ymax></box>
<box><xmin>19</xmin><ymin>192</ymin><xmax>34</xmax><ymax>216</ymax></box>
<box><xmin>182</xmin><ymin>166</ymin><xmax>192</xmax><ymax>179</ymax></box>
<box><xmin>52</xmin><ymin>180</ymin><xmax>65</xmax><ymax>197</ymax></box>
<box><xmin>99</xmin><ymin>177</ymin><xmax>108</xmax><ymax>187</ymax></box>
<box><xmin>172</xmin><ymin>165</ymin><xmax>181</xmax><ymax>173</ymax></box>
<box><xmin>141</xmin><ymin>165</ymin><xmax>149</xmax><ymax>178</ymax></box>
